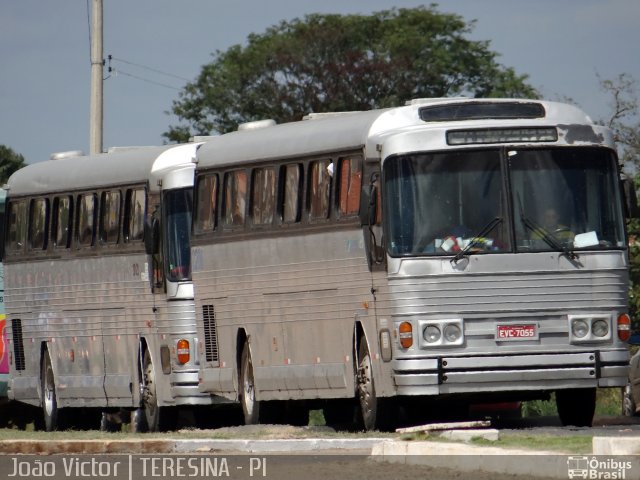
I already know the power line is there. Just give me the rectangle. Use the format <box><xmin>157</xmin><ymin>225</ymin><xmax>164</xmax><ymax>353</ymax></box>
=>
<box><xmin>110</xmin><ymin>68</ymin><xmax>182</xmax><ymax>91</ymax></box>
<box><xmin>109</xmin><ymin>56</ymin><xmax>191</xmax><ymax>83</ymax></box>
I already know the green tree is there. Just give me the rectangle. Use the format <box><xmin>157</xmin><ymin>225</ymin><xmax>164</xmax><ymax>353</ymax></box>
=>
<box><xmin>164</xmin><ymin>6</ymin><xmax>539</xmax><ymax>142</ymax></box>
<box><xmin>0</xmin><ymin>145</ymin><xmax>26</xmax><ymax>184</ymax></box>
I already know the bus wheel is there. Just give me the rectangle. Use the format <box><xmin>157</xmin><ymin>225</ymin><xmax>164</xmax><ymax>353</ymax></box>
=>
<box><xmin>41</xmin><ymin>350</ymin><xmax>60</xmax><ymax>431</ymax></box>
<box><xmin>623</xmin><ymin>383</ymin><xmax>638</xmax><ymax>417</ymax></box>
<box><xmin>556</xmin><ymin>388</ymin><xmax>596</xmax><ymax>427</ymax></box>
<box><xmin>240</xmin><ymin>343</ymin><xmax>260</xmax><ymax>424</ymax></box>
<box><xmin>136</xmin><ymin>350</ymin><xmax>176</xmax><ymax>432</ymax></box>
<box><xmin>356</xmin><ymin>340</ymin><xmax>379</xmax><ymax>431</ymax></box>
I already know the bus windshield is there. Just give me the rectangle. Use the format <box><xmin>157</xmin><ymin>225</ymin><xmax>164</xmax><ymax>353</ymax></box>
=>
<box><xmin>385</xmin><ymin>150</ymin><xmax>509</xmax><ymax>256</ymax></box>
<box><xmin>511</xmin><ymin>147</ymin><xmax>625</xmax><ymax>253</ymax></box>
<box><xmin>164</xmin><ymin>188</ymin><xmax>193</xmax><ymax>281</ymax></box>
<box><xmin>384</xmin><ymin>147</ymin><xmax>624</xmax><ymax>257</ymax></box>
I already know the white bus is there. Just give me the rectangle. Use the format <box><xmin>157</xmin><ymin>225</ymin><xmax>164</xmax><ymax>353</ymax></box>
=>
<box><xmin>189</xmin><ymin>99</ymin><xmax>635</xmax><ymax>429</ymax></box>
<box><xmin>2</xmin><ymin>144</ymin><xmax>217</xmax><ymax>431</ymax></box>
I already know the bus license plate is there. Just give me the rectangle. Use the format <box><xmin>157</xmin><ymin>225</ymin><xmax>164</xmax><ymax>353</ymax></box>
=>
<box><xmin>496</xmin><ymin>324</ymin><xmax>538</xmax><ymax>341</ymax></box>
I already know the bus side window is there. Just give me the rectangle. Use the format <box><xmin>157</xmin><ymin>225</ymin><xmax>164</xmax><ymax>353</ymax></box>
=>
<box><xmin>124</xmin><ymin>188</ymin><xmax>146</xmax><ymax>243</ymax></box>
<box><xmin>76</xmin><ymin>193</ymin><xmax>97</xmax><ymax>247</ymax></box>
<box><xmin>28</xmin><ymin>198</ymin><xmax>49</xmax><ymax>251</ymax></box>
<box><xmin>7</xmin><ymin>201</ymin><xmax>27</xmax><ymax>254</ymax></box>
<box><xmin>223</xmin><ymin>170</ymin><xmax>247</xmax><ymax>228</ymax></box>
<box><xmin>337</xmin><ymin>157</ymin><xmax>362</xmax><ymax>216</ymax></box>
<box><xmin>52</xmin><ymin>196</ymin><xmax>73</xmax><ymax>249</ymax></box>
<box><xmin>252</xmin><ymin>167</ymin><xmax>276</xmax><ymax>225</ymax></box>
<box><xmin>100</xmin><ymin>190</ymin><xmax>121</xmax><ymax>245</ymax></box>
<box><xmin>195</xmin><ymin>174</ymin><xmax>218</xmax><ymax>234</ymax></box>
<box><xmin>281</xmin><ymin>163</ymin><xmax>302</xmax><ymax>224</ymax></box>
<box><xmin>308</xmin><ymin>159</ymin><xmax>332</xmax><ymax>220</ymax></box>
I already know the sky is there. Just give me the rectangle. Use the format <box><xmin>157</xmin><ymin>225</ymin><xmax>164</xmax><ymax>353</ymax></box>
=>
<box><xmin>1</xmin><ymin>0</ymin><xmax>639</xmax><ymax>164</ymax></box>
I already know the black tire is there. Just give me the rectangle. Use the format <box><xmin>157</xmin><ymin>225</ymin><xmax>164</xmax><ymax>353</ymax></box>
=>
<box><xmin>556</xmin><ymin>388</ymin><xmax>596</xmax><ymax>427</ymax></box>
<box><xmin>239</xmin><ymin>343</ymin><xmax>260</xmax><ymax>424</ymax></box>
<box><xmin>623</xmin><ymin>384</ymin><xmax>638</xmax><ymax>417</ymax></box>
<box><xmin>356</xmin><ymin>339</ymin><xmax>394</xmax><ymax>430</ymax></box>
<box><xmin>136</xmin><ymin>349</ymin><xmax>176</xmax><ymax>432</ymax></box>
<box><xmin>41</xmin><ymin>350</ymin><xmax>61</xmax><ymax>431</ymax></box>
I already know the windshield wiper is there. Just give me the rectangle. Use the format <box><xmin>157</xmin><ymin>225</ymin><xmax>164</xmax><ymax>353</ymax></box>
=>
<box><xmin>517</xmin><ymin>195</ymin><xmax>578</xmax><ymax>260</ymax></box>
<box><xmin>451</xmin><ymin>217</ymin><xmax>503</xmax><ymax>265</ymax></box>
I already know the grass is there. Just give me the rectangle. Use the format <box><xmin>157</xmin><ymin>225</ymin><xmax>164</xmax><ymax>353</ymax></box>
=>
<box><xmin>469</xmin><ymin>434</ymin><xmax>593</xmax><ymax>454</ymax></box>
<box><xmin>399</xmin><ymin>430</ymin><xmax>593</xmax><ymax>454</ymax></box>
<box><xmin>522</xmin><ymin>387</ymin><xmax>622</xmax><ymax>418</ymax></box>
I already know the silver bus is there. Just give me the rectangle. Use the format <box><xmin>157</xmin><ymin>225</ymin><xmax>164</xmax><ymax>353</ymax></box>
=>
<box><xmin>2</xmin><ymin>144</ymin><xmax>214</xmax><ymax>431</ymax></box>
<box><xmin>190</xmin><ymin>98</ymin><xmax>635</xmax><ymax>429</ymax></box>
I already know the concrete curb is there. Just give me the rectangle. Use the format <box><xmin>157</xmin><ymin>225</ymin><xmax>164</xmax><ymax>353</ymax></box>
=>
<box><xmin>173</xmin><ymin>438</ymin><xmax>385</xmax><ymax>453</ymax></box>
<box><xmin>592</xmin><ymin>436</ymin><xmax>640</xmax><ymax>455</ymax></box>
<box><xmin>0</xmin><ymin>438</ymin><xmax>385</xmax><ymax>455</ymax></box>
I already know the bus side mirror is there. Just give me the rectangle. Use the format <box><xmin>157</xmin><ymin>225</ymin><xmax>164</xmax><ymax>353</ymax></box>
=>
<box><xmin>144</xmin><ymin>216</ymin><xmax>160</xmax><ymax>255</ymax></box>
<box><xmin>622</xmin><ymin>176</ymin><xmax>640</xmax><ymax>218</ymax></box>
<box><xmin>368</xmin><ymin>183</ymin><xmax>378</xmax><ymax>225</ymax></box>
<box><xmin>364</xmin><ymin>172</ymin><xmax>385</xmax><ymax>268</ymax></box>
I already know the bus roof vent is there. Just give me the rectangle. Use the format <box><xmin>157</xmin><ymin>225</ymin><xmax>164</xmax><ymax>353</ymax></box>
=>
<box><xmin>50</xmin><ymin>150</ymin><xmax>84</xmax><ymax>161</ymax></box>
<box><xmin>405</xmin><ymin>97</ymin><xmax>468</xmax><ymax>106</ymax></box>
<box><xmin>190</xmin><ymin>135</ymin><xmax>219</xmax><ymax>142</ymax></box>
<box><xmin>302</xmin><ymin>112</ymin><xmax>360</xmax><ymax>121</ymax></box>
<box><xmin>237</xmin><ymin>119</ymin><xmax>276</xmax><ymax>131</ymax></box>
<box><xmin>419</xmin><ymin>101</ymin><xmax>546</xmax><ymax>122</ymax></box>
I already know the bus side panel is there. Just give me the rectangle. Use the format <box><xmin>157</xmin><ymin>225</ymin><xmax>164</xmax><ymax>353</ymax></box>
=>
<box><xmin>194</xmin><ymin>227</ymin><xmax>373</xmax><ymax>401</ymax></box>
<box><xmin>5</xmin><ymin>254</ymin><xmax>155</xmax><ymax>408</ymax></box>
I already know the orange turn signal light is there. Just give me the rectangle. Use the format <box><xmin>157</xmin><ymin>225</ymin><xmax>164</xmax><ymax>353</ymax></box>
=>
<box><xmin>176</xmin><ymin>339</ymin><xmax>190</xmax><ymax>364</ymax></box>
<box><xmin>399</xmin><ymin>322</ymin><xmax>413</xmax><ymax>349</ymax></box>
<box><xmin>618</xmin><ymin>314</ymin><xmax>631</xmax><ymax>342</ymax></box>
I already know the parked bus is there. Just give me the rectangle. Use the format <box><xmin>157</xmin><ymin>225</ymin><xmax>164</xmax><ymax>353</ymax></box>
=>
<box><xmin>2</xmin><ymin>144</ymin><xmax>216</xmax><ymax>431</ymax></box>
<box><xmin>190</xmin><ymin>99</ymin><xmax>635</xmax><ymax>429</ymax></box>
<box><xmin>0</xmin><ymin>189</ymin><xmax>7</xmax><ymax>404</ymax></box>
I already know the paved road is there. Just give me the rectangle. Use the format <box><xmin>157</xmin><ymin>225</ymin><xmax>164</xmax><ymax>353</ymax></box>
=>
<box><xmin>0</xmin><ymin>454</ymin><xmax>559</xmax><ymax>480</ymax></box>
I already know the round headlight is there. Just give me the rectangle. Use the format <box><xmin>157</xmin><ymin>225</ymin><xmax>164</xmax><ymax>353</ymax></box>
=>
<box><xmin>423</xmin><ymin>325</ymin><xmax>441</xmax><ymax>343</ymax></box>
<box><xmin>571</xmin><ymin>319</ymin><xmax>589</xmax><ymax>339</ymax></box>
<box><xmin>592</xmin><ymin>319</ymin><xmax>609</xmax><ymax>338</ymax></box>
<box><xmin>443</xmin><ymin>324</ymin><xmax>462</xmax><ymax>343</ymax></box>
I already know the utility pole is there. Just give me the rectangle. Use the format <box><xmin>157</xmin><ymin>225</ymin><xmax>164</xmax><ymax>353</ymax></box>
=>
<box><xmin>89</xmin><ymin>0</ymin><xmax>103</xmax><ymax>155</ymax></box>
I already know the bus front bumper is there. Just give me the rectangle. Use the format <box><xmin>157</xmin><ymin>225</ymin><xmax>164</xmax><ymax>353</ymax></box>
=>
<box><xmin>392</xmin><ymin>350</ymin><xmax>629</xmax><ymax>395</ymax></box>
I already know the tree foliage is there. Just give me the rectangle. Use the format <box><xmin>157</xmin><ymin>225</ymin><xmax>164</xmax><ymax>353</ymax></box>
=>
<box><xmin>600</xmin><ymin>73</ymin><xmax>640</xmax><ymax>168</ymax></box>
<box><xmin>0</xmin><ymin>145</ymin><xmax>26</xmax><ymax>185</ymax></box>
<box><xmin>165</xmin><ymin>6</ymin><xmax>538</xmax><ymax>142</ymax></box>
<box><xmin>600</xmin><ymin>74</ymin><xmax>640</xmax><ymax>328</ymax></box>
